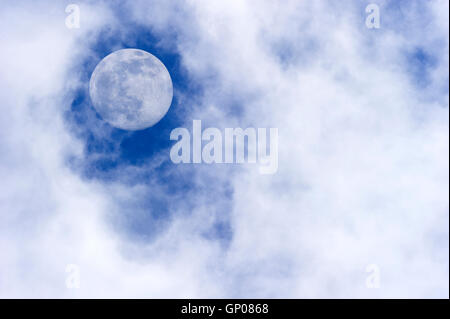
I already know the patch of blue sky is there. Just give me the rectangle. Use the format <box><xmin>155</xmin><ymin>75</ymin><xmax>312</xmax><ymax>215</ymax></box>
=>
<box><xmin>382</xmin><ymin>0</ymin><xmax>447</xmax><ymax>93</ymax></box>
<box><xmin>405</xmin><ymin>47</ymin><xmax>438</xmax><ymax>88</ymax></box>
<box><xmin>358</xmin><ymin>0</ymin><xmax>446</xmax><ymax>97</ymax></box>
<box><xmin>269</xmin><ymin>35</ymin><xmax>320</xmax><ymax>70</ymax></box>
<box><xmin>65</xmin><ymin>20</ymin><xmax>234</xmax><ymax>243</ymax></box>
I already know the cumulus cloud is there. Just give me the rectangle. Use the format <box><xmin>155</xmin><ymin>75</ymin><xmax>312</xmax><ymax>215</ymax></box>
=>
<box><xmin>0</xmin><ymin>0</ymin><xmax>448</xmax><ymax>298</ymax></box>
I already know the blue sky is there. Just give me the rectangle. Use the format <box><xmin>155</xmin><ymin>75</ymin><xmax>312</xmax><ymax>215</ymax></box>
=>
<box><xmin>0</xmin><ymin>0</ymin><xmax>448</xmax><ymax>298</ymax></box>
<box><xmin>64</xmin><ymin>17</ymin><xmax>237</xmax><ymax>243</ymax></box>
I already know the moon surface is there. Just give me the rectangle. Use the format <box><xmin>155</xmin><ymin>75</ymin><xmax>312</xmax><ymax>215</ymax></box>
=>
<box><xmin>89</xmin><ymin>49</ymin><xmax>173</xmax><ymax>130</ymax></box>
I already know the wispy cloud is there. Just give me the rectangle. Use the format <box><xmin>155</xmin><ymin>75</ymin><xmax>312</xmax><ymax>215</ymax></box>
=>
<box><xmin>0</xmin><ymin>0</ymin><xmax>448</xmax><ymax>298</ymax></box>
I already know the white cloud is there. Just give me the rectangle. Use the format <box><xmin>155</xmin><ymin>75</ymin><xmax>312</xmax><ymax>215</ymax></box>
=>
<box><xmin>0</xmin><ymin>0</ymin><xmax>448</xmax><ymax>298</ymax></box>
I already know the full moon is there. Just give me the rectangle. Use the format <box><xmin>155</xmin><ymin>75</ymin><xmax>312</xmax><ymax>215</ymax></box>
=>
<box><xmin>89</xmin><ymin>49</ymin><xmax>173</xmax><ymax>130</ymax></box>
